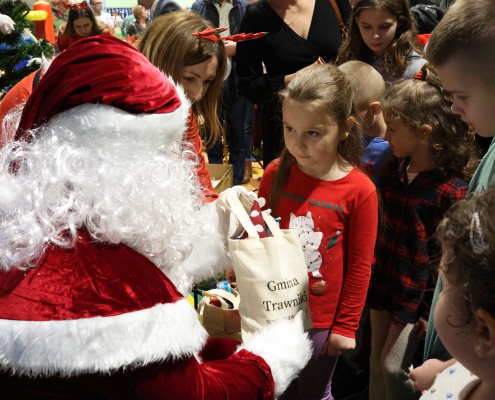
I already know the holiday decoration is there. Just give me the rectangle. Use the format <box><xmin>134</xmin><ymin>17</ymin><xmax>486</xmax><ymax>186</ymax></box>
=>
<box><xmin>0</xmin><ymin>0</ymin><xmax>52</xmax><ymax>93</ymax></box>
<box><xmin>311</xmin><ymin>280</ymin><xmax>327</xmax><ymax>296</ymax></box>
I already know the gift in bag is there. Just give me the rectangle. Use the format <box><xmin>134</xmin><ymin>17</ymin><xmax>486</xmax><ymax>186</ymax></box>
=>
<box><xmin>198</xmin><ymin>288</ymin><xmax>242</xmax><ymax>341</ymax></box>
<box><xmin>217</xmin><ymin>191</ymin><xmax>312</xmax><ymax>342</ymax></box>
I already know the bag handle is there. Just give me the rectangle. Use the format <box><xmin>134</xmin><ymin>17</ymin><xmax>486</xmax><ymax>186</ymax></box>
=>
<box><xmin>217</xmin><ymin>191</ymin><xmax>284</xmax><ymax>239</ymax></box>
<box><xmin>329</xmin><ymin>0</ymin><xmax>345</xmax><ymax>31</ymax></box>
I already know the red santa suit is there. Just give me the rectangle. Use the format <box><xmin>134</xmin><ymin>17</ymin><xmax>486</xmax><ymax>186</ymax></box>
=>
<box><xmin>0</xmin><ymin>36</ymin><xmax>311</xmax><ymax>399</ymax></box>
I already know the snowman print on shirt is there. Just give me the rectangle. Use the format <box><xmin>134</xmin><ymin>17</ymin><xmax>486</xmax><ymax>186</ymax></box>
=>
<box><xmin>290</xmin><ymin>212</ymin><xmax>323</xmax><ymax>278</ymax></box>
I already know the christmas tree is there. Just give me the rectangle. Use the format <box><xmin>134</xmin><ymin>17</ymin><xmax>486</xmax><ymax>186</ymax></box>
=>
<box><xmin>0</xmin><ymin>0</ymin><xmax>53</xmax><ymax>93</ymax></box>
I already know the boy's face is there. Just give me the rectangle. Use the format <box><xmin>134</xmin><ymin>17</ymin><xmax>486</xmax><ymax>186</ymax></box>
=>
<box><xmin>436</xmin><ymin>58</ymin><xmax>495</xmax><ymax>137</ymax></box>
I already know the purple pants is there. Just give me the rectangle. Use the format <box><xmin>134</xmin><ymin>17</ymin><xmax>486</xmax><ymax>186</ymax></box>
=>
<box><xmin>280</xmin><ymin>328</ymin><xmax>338</xmax><ymax>400</ymax></box>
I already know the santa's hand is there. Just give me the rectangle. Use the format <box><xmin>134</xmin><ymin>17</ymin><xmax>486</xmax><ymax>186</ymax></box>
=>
<box><xmin>236</xmin><ymin>311</ymin><xmax>312</xmax><ymax>398</ymax></box>
<box><xmin>223</xmin><ymin>186</ymin><xmax>266</xmax><ymax>208</ymax></box>
<box><xmin>321</xmin><ymin>333</ymin><xmax>355</xmax><ymax>357</ymax></box>
<box><xmin>0</xmin><ymin>14</ymin><xmax>15</xmax><ymax>35</ymax></box>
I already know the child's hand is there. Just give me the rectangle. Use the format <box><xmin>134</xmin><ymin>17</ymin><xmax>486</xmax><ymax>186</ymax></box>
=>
<box><xmin>321</xmin><ymin>333</ymin><xmax>355</xmax><ymax>357</ymax></box>
<box><xmin>413</xmin><ymin>317</ymin><xmax>428</xmax><ymax>340</ymax></box>
<box><xmin>410</xmin><ymin>358</ymin><xmax>456</xmax><ymax>393</ymax></box>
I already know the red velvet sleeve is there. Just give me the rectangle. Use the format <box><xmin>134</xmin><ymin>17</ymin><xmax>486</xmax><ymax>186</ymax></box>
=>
<box><xmin>186</xmin><ymin>112</ymin><xmax>218</xmax><ymax>203</ymax></box>
<box><xmin>331</xmin><ymin>191</ymin><xmax>378</xmax><ymax>338</ymax></box>
<box><xmin>134</xmin><ymin>350</ymin><xmax>275</xmax><ymax>399</ymax></box>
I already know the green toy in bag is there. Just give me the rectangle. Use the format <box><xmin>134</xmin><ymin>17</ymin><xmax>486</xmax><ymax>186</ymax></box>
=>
<box><xmin>216</xmin><ymin>191</ymin><xmax>313</xmax><ymax>342</ymax></box>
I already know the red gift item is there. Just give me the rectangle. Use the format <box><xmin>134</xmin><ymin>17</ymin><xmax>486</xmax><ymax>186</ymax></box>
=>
<box><xmin>210</xmin><ymin>298</ymin><xmax>222</xmax><ymax>308</ymax></box>
<box><xmin>311</xmin><ymin>280</ymin><xmax>327</xmax><ymax>296</ymax></box>
<box><xmin>241</xmin><ymin>200</ymin><xmax>267</xmax><ymax>239</ymax></box>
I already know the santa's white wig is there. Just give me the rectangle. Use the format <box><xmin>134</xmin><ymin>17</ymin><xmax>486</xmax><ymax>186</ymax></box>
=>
<box><xmin>0</xmin><ymin>99</ymin><xmax>228</xmax><ymax>296</ymax></box>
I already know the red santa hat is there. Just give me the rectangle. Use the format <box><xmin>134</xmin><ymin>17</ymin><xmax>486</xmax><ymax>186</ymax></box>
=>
<box><xmin>15</xmin><ymin>35</ymin><xmax>184</xmax><ymax>142</ymax></box>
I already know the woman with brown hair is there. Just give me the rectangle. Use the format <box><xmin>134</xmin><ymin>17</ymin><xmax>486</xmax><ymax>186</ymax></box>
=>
<box><xmin>126</xmin><ymin>4</ymin><xmax>148</xmax><ymax>40</ymax></box>
<box><xmin>136</xmin><ymin>11</ymin><xmax>227</xmax><ymax>201</ymax></box>
<box><xmin>57</xmin><ymin>2</ymin><xmax>113</xmax><ymax>52</ymax></box>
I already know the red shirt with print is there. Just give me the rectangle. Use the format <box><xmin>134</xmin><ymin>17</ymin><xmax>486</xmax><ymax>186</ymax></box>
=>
<box><xmin>259</xmin><ymin>160</ymin><xmax>378</xmax><ymax>338</ymax></box>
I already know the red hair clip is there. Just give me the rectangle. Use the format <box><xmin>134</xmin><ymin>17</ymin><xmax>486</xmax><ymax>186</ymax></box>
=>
<box><xmin>63</xmin><ymin>0</ymin><xmax>89</xmax><ymax>10</ymax></box>
<box><xmin>415</xmin><ymin>70</ymin><xmax>427</xmax><ymax>81</ymax></box>
<box><xmin>192</xmin><ymin>27</ymin><xmax>228</xmax><ymax>43</ymax></box>
<box><xmin>221</xmin><ymin>32</ymin><xmax>268</xmax><ymax>43</ymax></box>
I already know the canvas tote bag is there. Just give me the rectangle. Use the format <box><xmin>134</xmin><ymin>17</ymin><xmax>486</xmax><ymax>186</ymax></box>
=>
<box><xmin>217</xmin><ymin>191</ymin><xmax>312</xmax><ymax>342</ymax></box>
<box><xmin>198</xmin><ymin>288</ymin><xmax>242</xmax><ymax>341</ymax></box>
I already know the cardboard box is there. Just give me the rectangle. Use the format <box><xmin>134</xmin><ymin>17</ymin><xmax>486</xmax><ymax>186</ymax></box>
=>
<box><xmin>207</xmin><ymin>163</ymin><xmax>233</xmax><ymax>194</ymax></box>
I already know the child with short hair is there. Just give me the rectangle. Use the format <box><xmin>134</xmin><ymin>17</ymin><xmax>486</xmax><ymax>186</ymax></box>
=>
<box><xmin>366</xmin><ymin>64</ymin><xmax>478</xmax><ymax>400</ymax></box>
<box><xmin>258</xmin><ymin>63</ymin><xmax>378</xmax><ymax>400</ymax></box>
<box><xmin>338</xmin><ymin>0</ymin><xmax>426</xmax><ymax>86</ymax></box>
<box><xmin>409</xmin><ymin>0</ymin><xmax>495</xmax><ymax>389</ymax></box>
<box><xmin>419</xmin><ymin>189</ymin><xmax>495</xmax><ymax>400</ymax></box>
<box><xmin>339</xmin><ymin>60</ymin><xmax>391</xmax><ymax>187</ymax></box>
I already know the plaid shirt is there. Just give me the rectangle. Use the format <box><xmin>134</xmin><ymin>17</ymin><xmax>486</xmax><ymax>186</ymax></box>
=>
<box><xmin>366</xmin><ymin>158</ymin><xmax>468</xmax><ymax>327</ymax></box>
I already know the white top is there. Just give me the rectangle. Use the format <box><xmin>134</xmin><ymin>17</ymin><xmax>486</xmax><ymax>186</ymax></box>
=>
<box><xmin>420</xmin><ymin>362</ymin><xmax>480</xmax><ymax>400</ymax></box>
<box><xmin>407</xmin><ymin>172</ymin><xmax>418</xmax><ymax>184</ymax></box>
<box><xmin>95</xmin><ymin>11</ymin><xmax>114</xmax><ymax>28</ymax></box>
<box><xmin>214</xmin><ymin>0</ymin><xmax>232</xmax><ymax>36</ymax></box>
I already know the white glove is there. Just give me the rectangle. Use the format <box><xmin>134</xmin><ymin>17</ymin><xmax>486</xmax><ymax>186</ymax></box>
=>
<box><xmin>0</xmin><ymin>14</ymin><xmax>15</xmax><ymax>35</ymax></box>
<box><xmin>236</xmin><ymin>310</ymin><xmax>313</xmax><ymax>398</ymax></box>
<box><xmin>221</xmin><ymin>186</ymin><xmax>266</xmax><ymax>208</ymax></box>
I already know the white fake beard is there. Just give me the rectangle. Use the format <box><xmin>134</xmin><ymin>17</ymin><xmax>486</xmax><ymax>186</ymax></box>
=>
<box><xmin>0</xmin><ymin>104</ymin><xmax>227</xmax><ymax>296</ymax></box>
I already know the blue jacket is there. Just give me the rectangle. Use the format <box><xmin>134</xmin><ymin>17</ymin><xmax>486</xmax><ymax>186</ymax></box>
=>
<box><xmin>191</xmin><ymin>0</ymin><xmax>249</xmax><ymax>36</ymax></box>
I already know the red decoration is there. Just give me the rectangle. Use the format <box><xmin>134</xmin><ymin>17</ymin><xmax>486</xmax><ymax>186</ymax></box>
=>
<box><xmin>192</xmin><ymin>27</ymin><xmax>228</xmax><ymax>43</ymax></box>
<box><xmin>192</xmin><ymin>29</ymin><xmax>268</xmax><ymax>44</ymax></box>
<box><xmin>60</xmin><ymin>0</ymin><xmax>89</xmax><ymax>10</ymax></box>
<box><xmin>241</xmin><ymin>200</ymin><xmax>267</xmax><ymax>239</ymax></box>
<box><xmin>311</xmin><ymin>280</ymin><xmax>327</xmax><ymax>296</ymax></box>
<box><xmin>415</xmin><ymin>70</ymin><xmax>426</xmax><ymax>81</ymax></box>
<box><xmin>221</xmin><ymin>32</ymin><xmax>268</xmax><ymax>43</ymax></box>
<box><xmin>317</xmin><ymin>57</ymin><xmax>325</xmax><ymax>64</ymax></box>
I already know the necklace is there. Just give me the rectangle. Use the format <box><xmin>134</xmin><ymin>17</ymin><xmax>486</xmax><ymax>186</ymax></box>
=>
<box><xmin>286</xmin><ymin>1</ymin><xmax>303</xmax><ymax>26</ymax></box>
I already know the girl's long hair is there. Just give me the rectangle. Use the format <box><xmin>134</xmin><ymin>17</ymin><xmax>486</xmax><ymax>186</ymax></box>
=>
<box><xmin>381</xmin><ymin>64</ymin><xmax>478</xmax><ymax>182</ymax></box>
<box><xmin>135</xmin><ymin>11</ymin><xmax>227</xmax><ymax>144</ymax></box>
<box><xmin>337</xmin><ymin>0</ymin><xmax>422</xmax><ymax>79</ymax></box>
<box><xmin>269</xmin><ymin>64</ymin><xmax>363</xmax><ymax>215</ymax></box>
<box><xmin>63</xmin><ymin>7</ymin><xmax>109</xmax><ymax>37</ymax></box>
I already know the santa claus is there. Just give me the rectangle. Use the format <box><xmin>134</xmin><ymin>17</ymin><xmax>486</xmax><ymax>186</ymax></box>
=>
<box><xmin>0</xmin><ymin>36</ymin><xmax>311</xmax><ymax>399</ymax></box>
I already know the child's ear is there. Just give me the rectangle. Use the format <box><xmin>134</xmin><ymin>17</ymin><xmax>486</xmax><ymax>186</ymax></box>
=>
<box><xmin>342</xmin><ymin>116</ymin><xmax>355</xmax><ymax>139</ymax></box>
<box><xmin>370</xmin><ymin>102</ymin><xmax>382</xmax><ymax>115</ymax></box>
<box><xmin>474</xmin><ymin>309</ymin><xmax>495</xmax><ymax>359</ymax></box>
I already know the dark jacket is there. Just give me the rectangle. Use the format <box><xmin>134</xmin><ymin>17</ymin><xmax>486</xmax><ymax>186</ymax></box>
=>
<box><xmin>191</xmin><ymin>0</ymin><xmax>250</xmax><ymax>101</ymax></box>
<box><xmin>191</xmin><ymin>0</ymin><xmax>249</xmax><ymax>37</ymax></box>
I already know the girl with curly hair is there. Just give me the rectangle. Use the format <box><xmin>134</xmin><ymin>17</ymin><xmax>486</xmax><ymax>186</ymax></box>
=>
<box><xmin>366</xmin><ymin>64</ymin><xmax>478</xmax><ymax>400</ymax></box>
<box><xmin>415</xmin><ymin>189</ymin><xmax>495</xmax><ymax>400</ymax></box>
<box><xmin>337</xmin><ymin>0</ymin><xmax>425</xmax><ymax>86</ymax></box>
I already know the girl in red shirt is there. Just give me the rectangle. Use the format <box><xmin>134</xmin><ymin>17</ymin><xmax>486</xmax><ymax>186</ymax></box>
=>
<box><xmin>57</xmin><ymin>4</ymin><xmax>113</xmax><ymax>52</ymax></box>
<box><xmin>258</xmin><ymin>64</ymin><xmax>378</xmax><ymax>400</ymax></box>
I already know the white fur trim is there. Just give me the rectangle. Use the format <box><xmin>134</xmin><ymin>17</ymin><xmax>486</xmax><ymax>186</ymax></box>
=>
<box><xmin>0</xmin><ymin>298</ymin><xmax>207</xmax><ymax>377</ymax></box>
<box><xmin>236</xmin><ymin>313</ymin><xmax>313</xmax><ymax>399</ymax></box>
<box><xmin>46</xmin><ymin>86</ymin><xmax>191</xmax><ymax>149</ymax></box>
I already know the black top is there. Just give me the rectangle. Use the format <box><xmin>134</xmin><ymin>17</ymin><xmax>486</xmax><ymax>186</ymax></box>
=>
<box><xmin>236</xmin><ymin>0</ymin><xmax>352</xmax><ymax>104</ymax></box>
<box><xmin>127</xmin><ymin>22</ymin><xmax>145</xmax><ymax>39</ymax></box>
